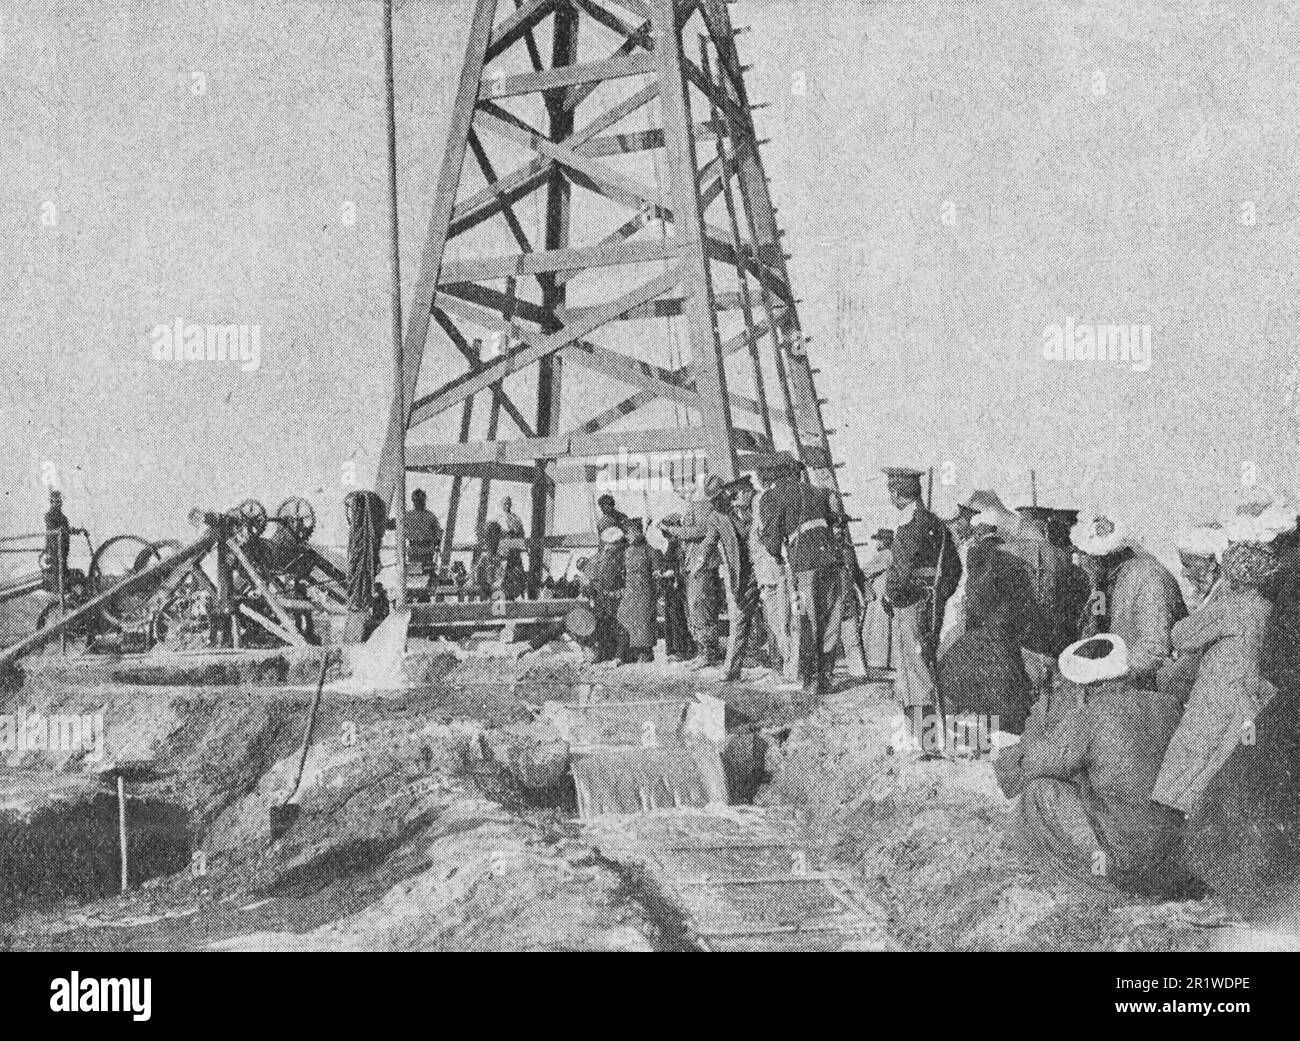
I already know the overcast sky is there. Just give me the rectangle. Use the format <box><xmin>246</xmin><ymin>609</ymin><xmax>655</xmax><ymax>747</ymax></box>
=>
<box><xmin>4</xmin><ymin>0</ymin><xmax>1300</xmax><ymax>573</ymax></box>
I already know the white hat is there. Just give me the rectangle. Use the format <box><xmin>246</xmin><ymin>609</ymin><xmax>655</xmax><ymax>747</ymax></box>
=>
<box><xmin>1058</xmin><ymin>634</ymin><xmax>1129</xmax><ymax>686</ymax></box>
<box><xmin>1175</xmin><ymin>522</ymin><xmax>1228</xmax><ymax>560</ymax></box>
<box><xmin>970</xmin><ymin>510</ymin><xmax>1005</xmax><ymax>531</ymax></box>
<box><xmin>1070</xmin><ymin>509</ymin><xmax>1132</xmax><ymax>556</ymax></box>
<box><xmin>600</xmin><ymin>526</ymin><xmax>625</xmax><ymax>544</ymax></box>
<box><xmin>1221</xmin><ymin>500</ymin><xmax>1299</xmax><ymax>545</ymax></box>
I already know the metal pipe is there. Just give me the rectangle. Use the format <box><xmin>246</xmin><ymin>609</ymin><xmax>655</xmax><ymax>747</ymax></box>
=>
<box><xmin>55</xmin><ymin>525</ymin><xmax>66</xmax><ymax>657</ymax></box>
<box><xmin>117</xmin><ymin>775</ymin><xmax>129</xmax><ymax>893</ymax></box>
<box><xmin>384</xmin><ymin>0</ymin><xmax>409</xmax><ymax>610</ymax></box>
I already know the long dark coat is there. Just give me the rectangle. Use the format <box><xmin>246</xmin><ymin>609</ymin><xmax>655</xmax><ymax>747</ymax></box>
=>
<box><xmin>616</xmin><ymin>540</ymin><xmax>658</xmax><ymax>650</ymax></box>
<box><xmin>938</xmin><ymin>536</ymin><xmax>1047</xmax><ymax>733</ymax></box>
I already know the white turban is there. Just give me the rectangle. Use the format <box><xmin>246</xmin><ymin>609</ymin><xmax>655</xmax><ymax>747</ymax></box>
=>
<box><xmin>1219</xmin><ymin>492</ymin><xmax>1299</xmax><ymax>546</ymax></box>
<box><xmin>1175</xmin><ymin>522</ymin><xmax>1228</xmax><ymax>561</ymax></box>
<box><xmin>1070</xmin><ymin>509</ymin><xmax>1132</xmax><ymax>556</ymax></box>
<box><xmin>1059</xmin><ymin>634</ymin><xmax>1129</xmax><ymax>686</ymax></box>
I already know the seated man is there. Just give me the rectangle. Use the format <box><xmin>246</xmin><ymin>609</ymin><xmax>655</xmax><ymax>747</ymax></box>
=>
<box><xmin>994</xmin><ymin>634</ymin><xmax>1195</xmax><ymax>899</ymax></box>
<box><xmin>404</xmin><ymin>489</ymin><xmax>443</xmax><ymax>573</ymax></box>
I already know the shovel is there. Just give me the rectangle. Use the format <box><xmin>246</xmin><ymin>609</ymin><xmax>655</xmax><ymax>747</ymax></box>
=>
<box><xmin>270</xmin><ymin>647</ymin><xmax>336</xmax><ymax>840</ymax></box>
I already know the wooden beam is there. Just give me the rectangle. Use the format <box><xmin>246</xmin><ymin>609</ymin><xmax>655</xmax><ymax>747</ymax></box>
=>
<box><xmin>0</xmin><ymin>530</ymin><xmax>218</xmax><ymax>667</ymax></box>
<box><xmin>652</xmin><ymin>0</ymin><xmax>734</xmax><ymax>480</ymax></box>
<box><xmin>411</xmin><ymin>460</ymin><xmax>543</xmax><ymax>484</ymax></box>
<box><xmin>226</xmin><ymin>538</ymin><xmax>308</xmax><ymax>648</ymax></box>
<box><xmin>482</xmin><ymin>53</ymin><xmax>653</xmax><ymax>99</ymax></box>
<box><xmin>411</xmin><ymin>597</ymin><xmax>582</xmax><ymax>627</ymax></box>
<box><xmin>407</xmin><ymin>425</ymin><xmax>711</xmax><ymax>468</ymax></box>
<box><xmin>440</xmin><ymin>237</ymin><xmax>677</xmax><ymax>282</ymax></box>
<box><xmin>377</xmin><ymin>0</ymin><xmax>501</xmax><ymax>511</ymax></box>
<box><xmin>428</xmin><ymin>308</ymin><xmax>537</xmax><ymax>437</ymax></box>
<box><xmin>486</xmin><ymin>0</ymin><xmax>558</xmax><ymax>61</ymax></box>
<box><xmin>477</xmin><ymin>108</ymin><xmax>664</xmax><ymax>215</ymax></box>
<box><xmin>556</xmin><ymin>314</ymin><xmax>777</xmax><ymax>438</ymax></box>
<box><xmin>410</xmin><ymin>265</ymin><xmax>682</xmax><ymax>423</ymax></box>
<box><xmin>236</xmin><ymin>604</ymin><xmax>305</xmax><ymax>649</ymax></box>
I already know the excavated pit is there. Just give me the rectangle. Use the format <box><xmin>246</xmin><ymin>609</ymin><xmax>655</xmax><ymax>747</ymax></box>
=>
<box><xmin>3</xmin><ymin>648</ymin><xmax>1277</xmax><ymax>951</ymax></box>
<box><xmin>1</xmin><ymin>789</ymin><xmax>190</xmax><ymax>914</ymax></box>
<box><xmin>0</xmin><ymin>649</ymin><xmax>778</xmax><ymax>951</ymax></box>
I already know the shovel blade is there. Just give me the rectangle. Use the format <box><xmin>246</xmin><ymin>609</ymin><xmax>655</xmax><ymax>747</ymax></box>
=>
<box><xmin>268</xmin><ymin>802</ymin><xmax>301</xmax><ymax>840</ymax></box>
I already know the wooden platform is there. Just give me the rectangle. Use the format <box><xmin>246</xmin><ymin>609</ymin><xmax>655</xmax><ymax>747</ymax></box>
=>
<box><xmin>584</xmin><ymin>806</ymin><xmax>899</xmax><ymax>951</ymax></box>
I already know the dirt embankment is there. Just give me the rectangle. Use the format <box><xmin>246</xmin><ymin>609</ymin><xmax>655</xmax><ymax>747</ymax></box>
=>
<box><xmin>4</xmin><ymin>659</ymin><xmax>1291</xmax><ymax>951</ymax></box>
<box><xmin>756</xmin><ymin>681</ymin><xmax>1291</xmax><ymax>951</ymax></box>
<box><xmin>0</xmin><ymin>672</ymin><xmax>684</xmax><ymax>951</ymax></box>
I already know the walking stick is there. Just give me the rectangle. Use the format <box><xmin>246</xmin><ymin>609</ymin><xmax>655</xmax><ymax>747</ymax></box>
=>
<box><xmin>926</xmin><ymin>526</ymin><xmax>954</xmax><ymax>755</ymax></box>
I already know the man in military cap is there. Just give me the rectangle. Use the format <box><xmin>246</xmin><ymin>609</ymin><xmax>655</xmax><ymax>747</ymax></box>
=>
<box><xmin>883</xmin><ymin>467</ymin><xmax>962</xmax><ymax>749</ymax></box>
<box><xmin>1043</xmin><ymin>508</ymin><xmax>1080</xmax><ymax>553</ymax></box>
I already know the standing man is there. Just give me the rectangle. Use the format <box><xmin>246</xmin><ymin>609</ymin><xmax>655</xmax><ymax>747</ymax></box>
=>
<box><xmin>760</xmin><ymin>460</ymin><xmax>845</xmax><ymax>699</ymax></box>
<box><xmin>616</xmin><ymin>518</ymin><xmax>658</xmax><ymax>663</ymax></box>
<box><xmin>712</xmin><ymin>477</ymin><xmax>760</xmax><ymax>681</ymax></box>
<box><xmin>653</xmin><ymin>515</ymin><xmax>696</xmax><ymax>661</ymax></box>
<box><xmin>43</xmin><ymin>489</ymin><xmax>72</xmax><ymax>592</ymax></box>
<box><xmin>499</xmin><ymin>496</ymin><xmax>528</xmax><ymax>595</ymax></box>
<box><xmin>662</xmin><ymin>479</ymin><xmax>725</xmax><ymax>667</ymax></box>
<box><xmin>751</xmin><ymin>459</ymin><xmax>794</xmax><ymax>677</ymax></box>
<box><xmin>883</xmin><ymin>467</ymin><xmax>962</xmax><ymax>750</ymax></box>
<box><xmin>403</xmin><ymin>488</ymin><xmax>443</xmax><ymax>574</ymax></box>
<box><xmin>590</xmin><ymin>525</ymin><xmax>627</xmax><ymax>664</ymax></box>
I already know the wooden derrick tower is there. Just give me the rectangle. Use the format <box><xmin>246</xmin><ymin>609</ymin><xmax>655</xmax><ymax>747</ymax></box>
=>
<box><xmin>376</xmin><ymin>0</ymin><xmax>841</xmax><ymax>576</ymax></box>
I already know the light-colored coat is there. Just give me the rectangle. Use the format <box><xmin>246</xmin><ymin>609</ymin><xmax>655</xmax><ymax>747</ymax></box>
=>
<box><xmin>662</xmin><ymin>498</ymin><xmax>720</xmax><ymax>575</ymax></box>
<box><xmin>1106</xmin><ymin>551</ymin><xmax>1187</xmax><ymax>682</ymax></box>
<box><xmin>1152</xmin><ymin>584</ymin><xmax>1275</xmax><ymax>814</ymax></box>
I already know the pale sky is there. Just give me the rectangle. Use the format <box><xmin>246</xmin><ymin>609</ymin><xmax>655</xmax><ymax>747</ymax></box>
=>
<box><xmin>4</xmin><ymin>0</ymin><xmax>1300</xmax><ymax>576</ymax></box>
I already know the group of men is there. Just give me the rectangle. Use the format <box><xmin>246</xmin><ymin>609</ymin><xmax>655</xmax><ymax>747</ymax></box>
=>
<box><xmin>398</xmin><ymin>488</ymin><xmax>530</xmax><ymax>601</ymax></box>
<box><xmin>875</xmin><ymin>470</ymin><xmax>1300</xmax><ymax>914</ymax></box>
<box><xmin>585</xmin><ymin>454</ymin><xmax>866</xmax><ymax>696</ymax></box>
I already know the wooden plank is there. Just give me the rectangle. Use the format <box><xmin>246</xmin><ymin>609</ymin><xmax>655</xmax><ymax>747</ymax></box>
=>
<box><xmin>406</xmin><ymin>424</ymin><xmax>712</xmax><ymax>468</ymax></box>
<box><xmin>556</xmin><ymin>315</ymin><xmax>775</xmax><ymax>438</ymax></box>
<box><xmin>701</xmin><ymin>38</ymin><xmax>773</xmax><ymax>446</ymax></box>
<box><xmin>376</xmin><ymin>0</ymin><xmax>501</xmax><ymax>511</ymax></box>
<box><xmin>0</xmin><ymin>530</ymin><xmax>218</xmax><ymax>666</ymax></box>
<box><xmin>440</xmin><ymin>237</ymin><xmax>677</xmax><ymax>282</ymax></box>
<box><xmin>481</xmin><ymin>53</ymin><xmax>653</xmax><ymax>99</ymax></box>
<box><xmin>486</xmin><ymin>0</ymin><xmax>558</xmax><ymax>61</ymax></box>
<box><xmin>450</xmin><ymin>159</ymin><xmax>554</xmax><ymax>240</ymax></box>
<box><xmin>410</xmin><ymin>460</ymin><xmax>541</xmax><ymax>484</ymax></box>
<box><xmin>477</xmin><ymin>108</ymin><xmax>665</xmax><ymax>214</ymax></box>
<box><xmin>407</xmin><ymin>265</ymin><xmax>682</xmax><ymax>422</ymax></box>
<box><xmin>426</xmin><ymin>308</ymin><xmax>537</xmax><ymax>438</ymax></box>
<box><xmin>531</xmin><ymin>0</ymin><xmax>578</xmax><ymax>594</ymax></box>
<box><xmin>236</xmin><ymin>603</ymin><xmax>304</xmax><ymax>648</ymax></box>
<box><xmin>651</xmin><ymin>0</ymin><xmax>735</xmax><ymax>481</ymax></box>
<box><xmin>226</xmin><ymin>538</ymin><xmax>308</xmax><ymax>648</ymax></box>
<box><xmin>570</xmin><ymin>0</ymin><xmax>641</xmax><ymax>41</ymax></box>
<box><xmin>410</xmin><ymin>598</ymin><xmax>581</xmax><ymax>625</ymax></box>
